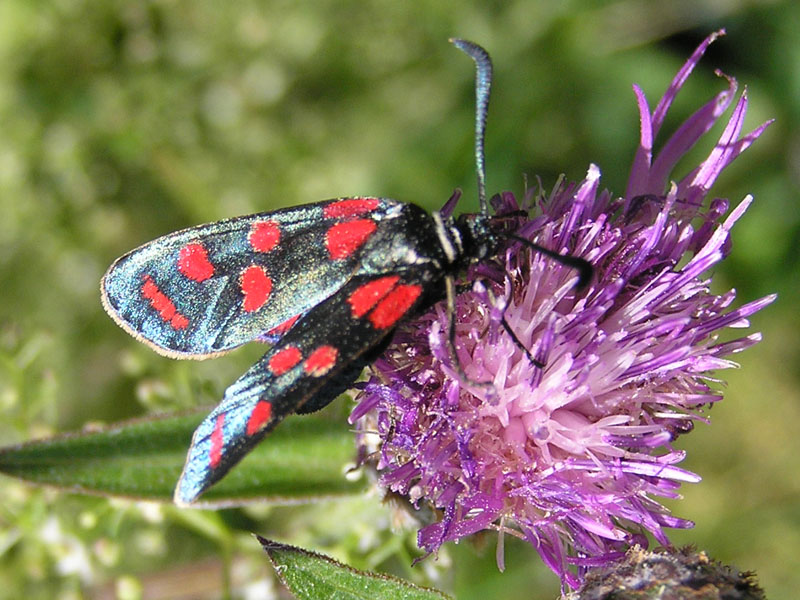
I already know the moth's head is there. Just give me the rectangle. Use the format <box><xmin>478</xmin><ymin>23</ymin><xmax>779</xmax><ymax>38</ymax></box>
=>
<box><xmin>454</xmin><ymin>212</ymin><xmax>500</xmax><ymax>263</ymax></box>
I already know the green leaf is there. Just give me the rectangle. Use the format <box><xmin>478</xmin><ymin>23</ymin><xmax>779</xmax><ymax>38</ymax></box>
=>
<box><xmin>0</xmin><ymin>410</ymin><xmax>367</xmax><ymax>506</ymax></box>
<box><xmin>257</xmin><ymin>536</ymin><xmax>452</xmax><ymax>600</ymax></box>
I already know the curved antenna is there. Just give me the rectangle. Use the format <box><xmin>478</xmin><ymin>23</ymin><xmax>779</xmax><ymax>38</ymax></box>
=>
<box><xmin>450</xmin><ymin>38</ymin><xmax>492</xmax><ymax>215</ymax></box>
<box><xmin>504</xmin><ymin>232</ymin><xmax>593</xmax><ymax>289</ymax></box>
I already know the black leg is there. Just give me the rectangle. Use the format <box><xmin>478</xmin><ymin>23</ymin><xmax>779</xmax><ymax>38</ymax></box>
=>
<box><xmin>444</xmin><ymin>276</ymin><xmax>494</xmax><ymax>391</ymax></box>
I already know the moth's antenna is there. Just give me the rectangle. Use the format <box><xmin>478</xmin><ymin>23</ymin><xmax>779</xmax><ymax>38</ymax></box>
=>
<box><xmin>505</xmin><ymin>233</ymin><xmax>593</xmax><ymax>289</ymax></box>
<box><xmin>450</xmin><ymin>38</ymin><xmax>492</xmax><ymax>215</ymax></box>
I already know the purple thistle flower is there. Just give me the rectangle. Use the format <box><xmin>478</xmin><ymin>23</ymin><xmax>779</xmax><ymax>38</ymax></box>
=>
<box><xmin>350</xmin><ymin>30</ymin><xmax>775</xmax><ymax>588</ymax></box>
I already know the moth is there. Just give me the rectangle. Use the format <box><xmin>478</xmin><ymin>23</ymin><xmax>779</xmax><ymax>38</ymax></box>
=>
<box><xmin>101</xmin><ymin>40</ymin><xmax>589</xmax><ymax>504</ymax></box>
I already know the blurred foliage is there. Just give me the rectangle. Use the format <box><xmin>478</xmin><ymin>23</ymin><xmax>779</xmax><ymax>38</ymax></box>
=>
<box><xmin>0</xmin><ymin>1</ymin><xmax>797</xmax><ymax>598</ymax></box>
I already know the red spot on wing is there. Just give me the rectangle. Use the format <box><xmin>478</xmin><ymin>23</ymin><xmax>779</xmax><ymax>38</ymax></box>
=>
<box><xmin>305</xmin><ymin>345</ymin><xmax>338</xmax><ymax>377</ymax></box>
<box><xmin>141</xmin><ymin>278</ymin><xmax>174</xmax><ymax>320</ymax></box>
<box><xmin>369</xmin><ymin>284</ymin><xmax>422</xmax><ymax>329</ymax></box>
<box><xmin>323</xmin><ymin>198</ymin><xmax>380</xmax><ymax>219</ymax></box>
<box><xmin>347</xmin><ymin>276</ymin><xmax>400</xmax><ymax>318</ymax></box>
<box><xmin>141</xmin><ymin>276</ymin><xmax>189</xmax><ymax>330</ymax></box>
<box><xmin>171</xmin><ymin>314</ymin><xmax>189</xmax><ymax>330</ymax></box>
<box><xmin>178</xmin><ymin>243</ymin><xmax>214</xmax><ymax>282</ymax></box>
<box><xmin>246</xmin><ymin>400</ymin><xmax>272</xmax><ymax>436</ymax></box>
<box><xmin>209</xmin><ymin>414</ymin><xmax>225</xmax><ymax>469</ymax></box>
<box><xmin>268</xmin><ymin>314</ymin><xmax>300</xmax><ymax>337</ymax></box>
<box><xmin>241</xmin><ymin>265</ymin><xmax>273</xmax><ymax>312</ymax></box>
<box><xmin>249</xmin><ymin>220</ymin><xmax>281</xmax><ymax>253</ymax></box>
<box><xmin>268</xmin><ymin>346</ymin><xmax>302</xmax><ymax>376</ymax></box>
<box><xmin>325</xmin><ymin>219</ymin><xmax>377</xmax><ymax>260</ymax></box>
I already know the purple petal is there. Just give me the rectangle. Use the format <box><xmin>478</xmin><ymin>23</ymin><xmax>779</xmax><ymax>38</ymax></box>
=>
<box><xmin>649</xmin><ymin>75</ymin><xmax>737</xmax><ymax>192</ymax></box>
<box><xmin>651</xmin><ymin>30</ymin><xmax>726</xmax><ymax>135</ymax></box>
<box><xmin>626</xmin><ymin>85</ymin><xmax>655</xmax><ymax>198</ymax></box>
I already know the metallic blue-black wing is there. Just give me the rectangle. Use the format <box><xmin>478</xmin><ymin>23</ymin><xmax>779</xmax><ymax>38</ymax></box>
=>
<box><xmin>101</xmin><ymin>197</ymin><xmax>407</xmax><ymax>359</ymax></box>
<box><xmin>174</xmin><ymin>268</ymin><xmax>434</xmax><ymax>504</ymax></box>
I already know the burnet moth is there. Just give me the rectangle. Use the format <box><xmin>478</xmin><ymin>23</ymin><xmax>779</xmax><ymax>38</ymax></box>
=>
<box><xmin>101</xmin><ymin>40</ymin><xmax>591</xmax><ymax>505</ymax></box>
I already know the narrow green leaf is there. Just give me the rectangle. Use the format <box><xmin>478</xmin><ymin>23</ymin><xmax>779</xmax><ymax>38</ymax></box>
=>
<box><xmin>257</xmin><ymin>536</ymin><xmax>452</xmax><ymax>600</ymax></box>
<box><xmin>0</xmin><ymin>410</ymin><xmax>366</xmax><ymax>506</ymax></box>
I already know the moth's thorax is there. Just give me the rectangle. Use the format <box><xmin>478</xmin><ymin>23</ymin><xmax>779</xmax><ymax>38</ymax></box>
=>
<box><xmin>357</xmin><ymin>202</ymin><xmax>452</xmax><ymax>275</ymax></box>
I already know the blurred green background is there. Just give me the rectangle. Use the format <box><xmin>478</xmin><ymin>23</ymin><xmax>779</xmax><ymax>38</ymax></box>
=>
<box><xmin>0</xmin><ymin>1</ymin><xmax>797</xmax><ymax>598</ymax></box>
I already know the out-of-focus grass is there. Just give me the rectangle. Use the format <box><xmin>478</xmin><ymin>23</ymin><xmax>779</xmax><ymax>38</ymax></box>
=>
<box><xmin>0</xmin><ymin>1</ymin><xmax>797</xmax><ymax>598</ymax></box>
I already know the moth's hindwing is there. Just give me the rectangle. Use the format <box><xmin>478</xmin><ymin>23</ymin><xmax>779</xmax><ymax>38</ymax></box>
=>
<box><xmin>101</xmin><ymin>197</ymin><xmax>408</xmax><ymax>359</ymax></box>
<box><xmin>174</xmin><ymin>269</ymin><xmax>434</xmax><ymax>504</ymax></box>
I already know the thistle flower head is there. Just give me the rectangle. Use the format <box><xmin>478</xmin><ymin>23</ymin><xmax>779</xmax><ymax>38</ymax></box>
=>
<box><xmin>350</xmin><ymin>31</ymin><xmax>774</xmax><ymax>588</ymax></box>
